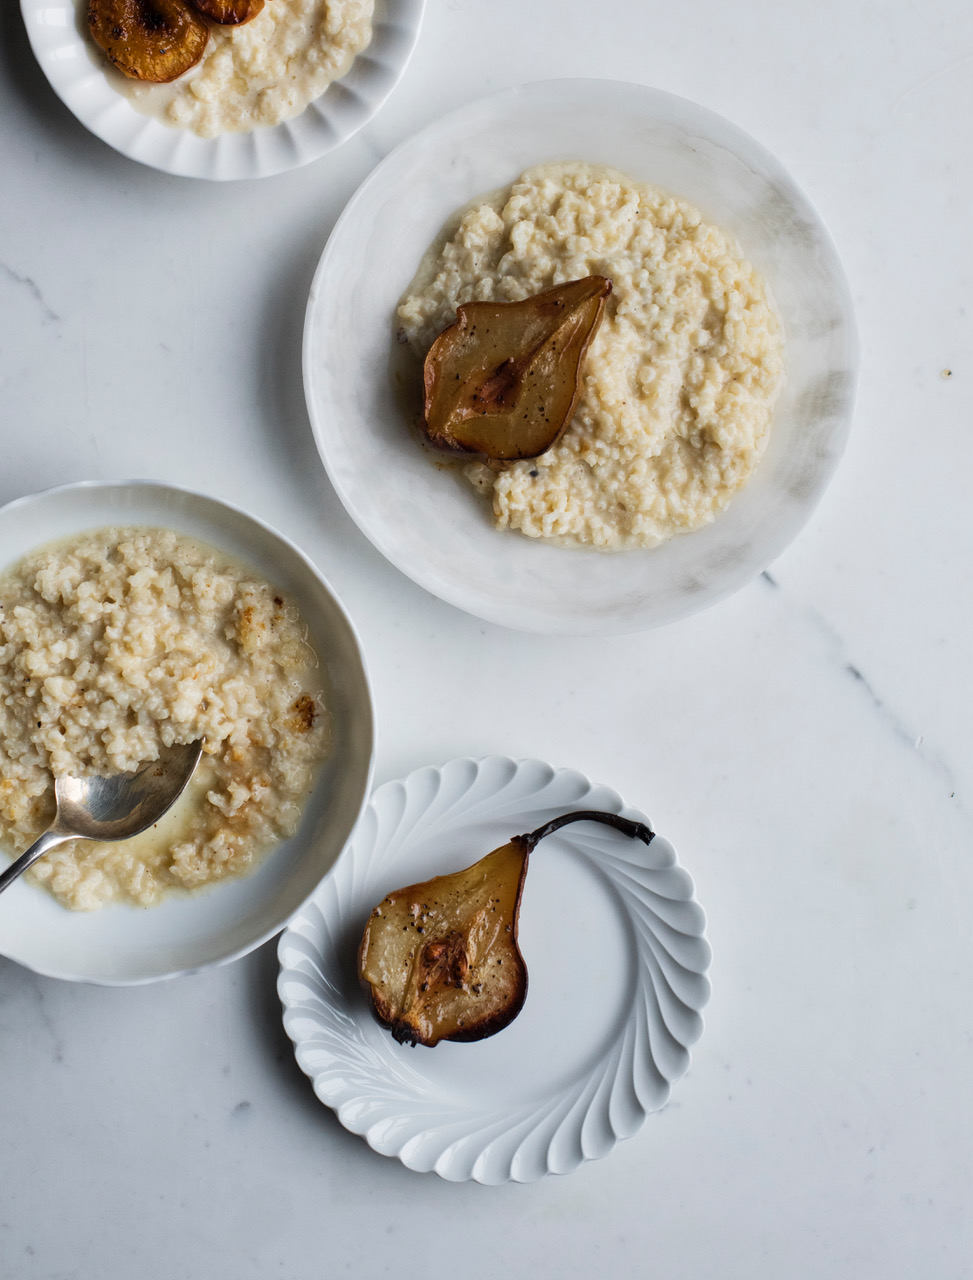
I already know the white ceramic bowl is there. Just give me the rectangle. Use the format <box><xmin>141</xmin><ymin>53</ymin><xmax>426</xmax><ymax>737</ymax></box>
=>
<box><xmin>304</xmin><ymin>78</ymin><xmax>858</xmax><ymax>634</ymax></box>
<box><xmin>20</xmin><ymin>0</ymin><xmax>425</xmax><ymax>180</ymax></box>
<box><xmin>0</xmin><ymin>481</ymin><xmax>374</xmax><ymax>984</ymax></box>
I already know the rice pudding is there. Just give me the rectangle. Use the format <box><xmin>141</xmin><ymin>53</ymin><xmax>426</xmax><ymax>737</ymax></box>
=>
<box><xmin>397</xmin><ymin>162</ymin><xmax>785</xmax><ymax>550</ymax></box>
<box><xmin>103</xmin><ymin>0</ymin><xmax>374</xmax><ymax>137</ymax></box>
<box><xmin>0</xmin><ymin>527</ymin><xmax>330</xmax><ymax>910</ymax></box>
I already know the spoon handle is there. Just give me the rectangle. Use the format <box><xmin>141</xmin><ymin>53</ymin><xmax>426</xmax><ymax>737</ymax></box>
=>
<box><xmin>0</xmin><ymin>829</ymin><xmax>73</xmax><ymax>896</ymax></box>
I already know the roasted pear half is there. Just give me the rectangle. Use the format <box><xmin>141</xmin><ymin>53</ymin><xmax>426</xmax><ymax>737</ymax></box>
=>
<box><xmin>188</xmin><ymin>0</ymin><xmax>264</xmax><ymax>24</ymax></box>
<box><xmin>87</xmin><ymin>0</ymin><xmax>209</xmax><ymax>82</ymax></box>
<box><xmin>358</xmin><ymin>809</ymin><xmax>653</xmax><ymax>1048</ymax></box>
<box><xmin>421</xmin><ymin>275</ymin><xmax>612</xmax><ymax>461</ymax></box>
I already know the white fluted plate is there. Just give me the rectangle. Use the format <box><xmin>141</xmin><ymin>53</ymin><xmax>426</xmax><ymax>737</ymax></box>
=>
<box><xmin>20</xmin><ymin>0</ymin><xmax>424</xmax><ymax>180</ymax></box>
<box><xmin>278</xmin><ymin>756</ymin><xmax>711</xmax><ymax>1183</ymax></box>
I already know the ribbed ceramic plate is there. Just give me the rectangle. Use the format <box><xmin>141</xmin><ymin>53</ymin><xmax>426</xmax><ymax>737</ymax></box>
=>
<box><xmin>278</xmin><ymin>757</ymin><xmax>711</xmax><ymax>1183</ymax></box>
<box><xmin>20</xmin><ymin>0</ymin><xmax>424</xmax><ymax>179</ymax></box>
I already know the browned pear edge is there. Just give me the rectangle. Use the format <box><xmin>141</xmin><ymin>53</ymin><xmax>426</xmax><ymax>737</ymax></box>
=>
<box><xmin>420</xmin><ymin>275</ymin><xmax>613</xmax><ymax>461</ymax></box>
<box><xmin>357</xmin><ymin>846</ymin><xmax>530</xmax><ymax>1048</ymax></box>
<box><xmin>358</xmin><ymin>809</ymin><xmax>655</xmax><ymax>1048</ymax></box>
<box><xmin>86</xmin><ymin>0</ymin><xmax>209</xmax><ymax>84</ymax></box>
<box><xmin>187</xmin><ymin>0</ymin><xmax>265</xmax><ymax>26</ymax></box>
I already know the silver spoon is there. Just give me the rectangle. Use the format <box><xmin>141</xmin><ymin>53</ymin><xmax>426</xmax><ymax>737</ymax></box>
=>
<box><xmin>0</xmin><ymin>739</ymin><xmax>203</xmax><ymax>896</ymax></box>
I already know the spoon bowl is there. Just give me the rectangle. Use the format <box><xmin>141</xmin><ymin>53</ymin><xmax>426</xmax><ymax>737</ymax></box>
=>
<box><xmin>0</xmin><ymin>740</ymin><xmax>203</xmax><ymax>896</ymax></box>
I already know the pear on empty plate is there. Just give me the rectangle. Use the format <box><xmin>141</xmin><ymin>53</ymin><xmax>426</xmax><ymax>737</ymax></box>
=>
<box><xmin>358</xmin><ymin>808</ymin><xmax>653</xmax><ymax>1047</ymax></box>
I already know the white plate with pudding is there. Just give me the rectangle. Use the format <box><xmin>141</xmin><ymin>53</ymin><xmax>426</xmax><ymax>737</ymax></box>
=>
<box><xmin>278</xmin><ymin>756</ymin><xmax>711</xmax><ymax>1184</ymax></box>
<box><xmin>303</xmin><ymin>78</ymin><xmax>858</xmax><ymax>634</ymax></box>
<box><xmin>0</xmin><ymin>480</ymin><xmax>374</xmax><ymax>984</ymax></box>
<box><xmin>20</xmin><ymin>0</ymin><xmax>425</xmax><ymax>180</ymax></box>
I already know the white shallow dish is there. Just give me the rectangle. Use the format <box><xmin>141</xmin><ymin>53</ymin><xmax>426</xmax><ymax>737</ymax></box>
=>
<box><xmin>304</xmin><ymin>78</ymin><xmax>858</xmax><ymax>634</ymax></box>
<box><xmin>0</xmin><ymin>481</ymin><xmax>375</xmax><ymax>984</ymax></box>
<box><xmin>278</xmin><ymin>756</ymin><xmax>711</xmax><ymax>1184</ymax></box>
<box><xmin>20</xmin><ymin>0</ymin><xmax>425</xmax><ymax>180</ymax></box>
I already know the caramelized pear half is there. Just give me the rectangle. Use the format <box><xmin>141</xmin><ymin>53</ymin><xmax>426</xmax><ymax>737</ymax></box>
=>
<box><xmin>421</xmin><ymin>275</ymin><xmax>612</xmax><ymax>461</ymax></box>
<box><xmin>87</xmin><ymin>0</ymin><xmax>209</xmax><ymax>83</ymax></box>
<box><xmin>358</xmin><ymin>809</ymin><xmax>653</xmax><ymax>1048</ymax></box>
<box><xmin>188</xmin><ymin>0</ymin><xmax>264</xmax><ymax>24</ymax></box>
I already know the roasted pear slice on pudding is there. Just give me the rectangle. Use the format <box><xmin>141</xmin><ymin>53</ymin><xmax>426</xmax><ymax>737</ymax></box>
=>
<box><xmin>358</xmin><ymin>809</ymin><xmax>653</xmax><ymax>1048</ymax></box>
<box><xmin>188</xmin><ymin>0</ymin><xmax>264</xmax><ymax>23</ymax></box>
<box><xmin>87</xmin><ymin>0</ymin><xmax>209</xmax><ymax>82</ymax></box>
<box><xmin>421</xmin><ymin>275</ymin><xmax>612</xmax><ymax>461</ymax></box>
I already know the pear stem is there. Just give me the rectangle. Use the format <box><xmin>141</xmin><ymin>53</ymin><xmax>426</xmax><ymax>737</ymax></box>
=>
<box><xmin>519</xmin><ymin>809</ymin><xmax>654</xmax><ymax>853</ymax></box>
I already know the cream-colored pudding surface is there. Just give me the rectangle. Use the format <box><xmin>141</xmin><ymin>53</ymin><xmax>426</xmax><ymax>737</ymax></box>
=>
<box><xmin>0</xmin><ymin>527</ymin><xmax>330</xmax><ymax>910</ymax></box>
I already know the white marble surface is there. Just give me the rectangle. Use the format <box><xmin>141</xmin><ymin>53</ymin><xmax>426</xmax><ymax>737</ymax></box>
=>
<box><xmin>1</xmin><ymin>0</ymin><xmax>971</xmax><ymax>1275</ymax></box>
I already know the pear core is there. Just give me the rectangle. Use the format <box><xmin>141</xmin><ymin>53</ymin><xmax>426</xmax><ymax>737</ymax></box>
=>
<box><xmin>358</xmin><ymin>809</ymin><xmax>653</xmax><ymax>1048</ymax></box>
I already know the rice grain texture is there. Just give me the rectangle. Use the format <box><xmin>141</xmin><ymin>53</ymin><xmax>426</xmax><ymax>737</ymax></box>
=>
<box><xmin>398</xmin><ymin>162</ymin><xmax>785</xmax><ymax>550</ymax></box>
<box><xmin>0</xmin><ymin>527</ymin><xmax>330</xmax><ymax>910</ymax></box>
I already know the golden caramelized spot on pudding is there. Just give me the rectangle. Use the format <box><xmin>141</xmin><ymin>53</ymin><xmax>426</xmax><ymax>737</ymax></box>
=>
<box><xmin>290</xmin><ymin>695</ymin><xmax>317</xmax><ymax>733</ymax></box>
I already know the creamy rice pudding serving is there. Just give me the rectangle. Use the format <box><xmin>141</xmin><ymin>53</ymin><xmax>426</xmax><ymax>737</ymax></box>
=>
<box><xmin>0</xmin><ymin>527</ymin><xmax>330</xmax><ymax>910</ymax></box>
<box><xmin>397</xmin><ymin>162</ymin><xmax>785</xmax><ymax>550</ymax></box>
<box><xmin>103</xmin><ymin>0</ymin><xmax>374</xmax><ymax>137</ymax></box>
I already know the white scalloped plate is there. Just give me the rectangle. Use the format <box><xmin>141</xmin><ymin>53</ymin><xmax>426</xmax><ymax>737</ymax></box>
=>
<box><xmin>278</xmin><ymin>757</ymin><xmax>711</xmax><ymax>1183</ymax></box>
<box><xmin>20</xmin><ymin>0</ymin><xmax>424</xmax><ymax>180</ymax></box>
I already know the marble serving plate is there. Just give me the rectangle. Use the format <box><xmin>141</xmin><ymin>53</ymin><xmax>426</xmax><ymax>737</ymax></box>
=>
<box><xmin>303</xmin><ymin>78</ymin><xmax>858</xmax><ymax>633</ymax></box>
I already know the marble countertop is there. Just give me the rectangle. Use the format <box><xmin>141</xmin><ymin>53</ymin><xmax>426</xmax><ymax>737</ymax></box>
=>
<box><xmin>1</xmin><ymin>1</ymin><xmax>971</xmax><ymax>1275</ymax></box>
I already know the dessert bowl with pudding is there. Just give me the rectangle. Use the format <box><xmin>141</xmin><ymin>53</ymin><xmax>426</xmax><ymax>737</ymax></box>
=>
<box><xmin>0</xmin><ymin>481</ymin><xmax>374</xmax><ymax>983</ymax></box>
<box><xmin>19</xmin><ymin>0</ymin><xmax>426</xmax><ymax>178</ymax></box>
<box><xmin>303</xmin><ymin>80</ymin><xmax>858</xmax><ymax>633</ymax></box>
